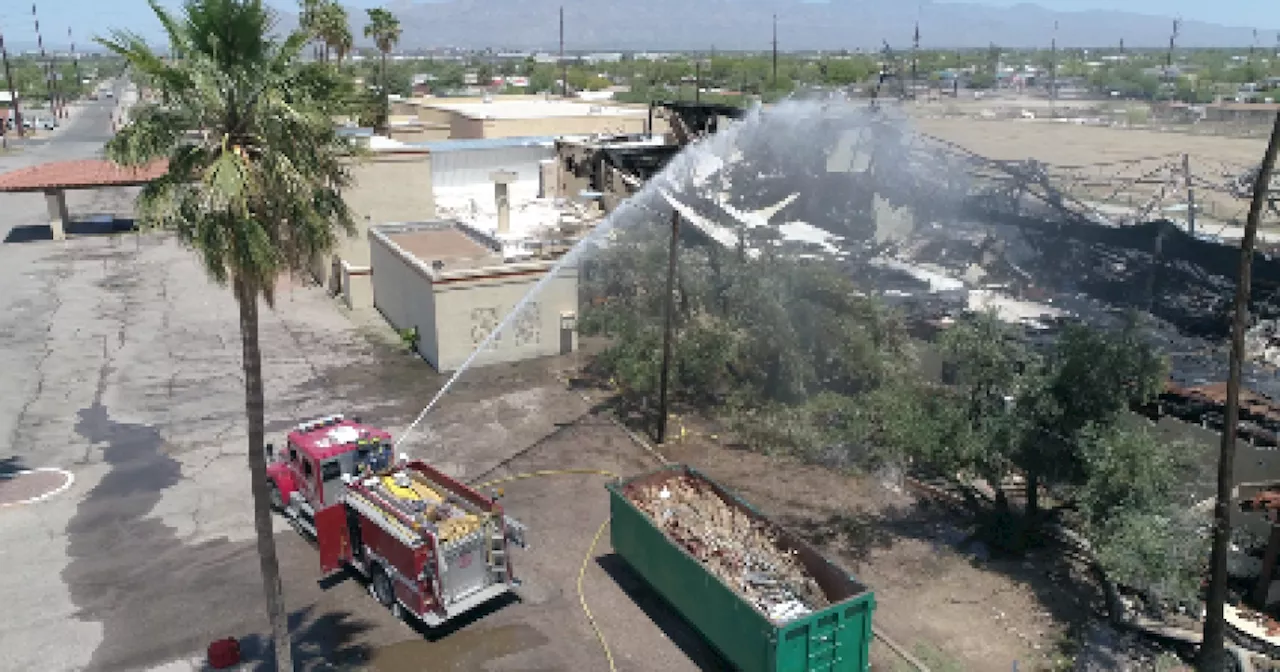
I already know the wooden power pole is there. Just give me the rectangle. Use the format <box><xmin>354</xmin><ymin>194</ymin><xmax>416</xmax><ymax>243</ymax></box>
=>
<box><xmin>559</xmin><ymin>6</ymin><xmax>567</xmax><ymax>99</ymax></box>
<box><xmin>0</xmin><ymin>26</ymin><xmax>23</xmax><ymax>137</ymax></box>
<box><xmin>68</xmin><ymin>27</ymin><xmax>81</xmax><ymax>109</ymax></box>
<box><xmin>32</xmin><ymin>3</ymin><xmax>59</xmax><ymax>119</ymax></box>
<box><xmin>656</xmin><ymin>208</ymin><xmax>681</xmax><ymax>445</ymax></box>
<box><xmin>771</xmin><ymin>14</ymin><xmax>778</xmax><ymax>88</ymax></box>
<box><xmin>1199</xmin><ymin>110</ymin><xmax>1280</xmax><ymax>672</ymax></box>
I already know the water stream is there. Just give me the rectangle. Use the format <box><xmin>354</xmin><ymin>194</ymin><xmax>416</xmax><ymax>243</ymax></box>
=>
<box><xmin>392</xmin><ymin>96</ymin><xmax>940</xmax><ymax>450</ymax></box>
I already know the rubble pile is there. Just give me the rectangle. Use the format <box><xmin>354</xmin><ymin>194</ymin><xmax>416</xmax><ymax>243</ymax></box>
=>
<box><xmin>1237</xmin><ymin>605</ymin><xmax>1280</xmax><ymax>638</ymax></box>
<box><xmin>627</xmin><ymin>475</ymin><xmax>829</xmax><ymax>624</ymax></box>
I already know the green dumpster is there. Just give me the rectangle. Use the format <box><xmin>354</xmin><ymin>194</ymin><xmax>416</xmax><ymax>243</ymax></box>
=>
<box><xmin>607</xmin><ymin>464</ymin><xmax>876</xmax><ymax>672</ymax></box>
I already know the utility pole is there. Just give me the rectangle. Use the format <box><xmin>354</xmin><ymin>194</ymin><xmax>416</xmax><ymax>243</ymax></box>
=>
<box><xmin>32</xmin><ymin>3</ymin><xmax>58</xmax><ymax>120</ymax></box>
<box><xmin>655</xmin><ymin>208</ymin><xmax>681</xmax><ymax>445</ymax></box>
<box><xmin>771</xmin><ymin>14</ymin><xmax>778</xmax><ymax>89</ymax></box>
<box><xmin>1119</xmin><ymin>38</ymin><xmax>1125</xmax><ymax>55</ymax></box>
<box><xmin>1162</xmin><ymin>18</ymin><xmax>1179</xmax><ymax>102</ymax></box>
<box><xmin>1200</xmin><ymin>109</ymin><xmax>1280</xmax><ymax>672</ymax></box>
<box><xmin>559</xmin><ymin>6</ymin><xmax>568</xmax><ymax>99</ymax></box>
<box><xmin>68</xmin><ymin>27</ymin><xmax>80</xmax><ymax>110</ymax></box>
<box><xmin>0</xmin><ymin>26</ymin><xmax>23</xmax><ymax>138</ymax></box>
<box><xmin>695</xmin><ymin>58</ymin><xmax>701</xmax><ymax>104</ymax></box>
<box><xmin>1049</xmin><ymin>20</ymin><xmax>1057</xmax><ymax>117</ymax></box>
<box><xmin>911</xmin><ymin>21</ymin><xmax>919</xmax><ymax>101</ymax></box>
<box><xmin>1183</xmin><ymin>153</ymin><xmax>1196</xmax><ymax>236</ymax></box>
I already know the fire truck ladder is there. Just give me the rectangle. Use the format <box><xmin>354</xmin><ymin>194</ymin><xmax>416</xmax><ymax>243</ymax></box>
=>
<box><xmin>487</xmin><ymin>521</ymin><xmax>508</xmax><ymax>580</ymax></box>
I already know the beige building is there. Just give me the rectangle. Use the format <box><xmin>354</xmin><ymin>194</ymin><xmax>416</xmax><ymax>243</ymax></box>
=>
<box><xmin>399</xmin><ymin>96</ymin><xmax>668</xmax><ymax>140</ymax></box>
<box><xmin>369</xmin><ymin>221</ymin><xmax>579</xmax><ymax>372</ymax></box>
<box><xmin>314</xmin><ymin>144</ymin><xmax>436</xmax><ymax>310</ymax></box>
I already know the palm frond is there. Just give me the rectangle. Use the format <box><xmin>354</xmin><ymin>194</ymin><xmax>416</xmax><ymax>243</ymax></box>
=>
<box><xmin>110</xmin><ymin>0</ymin><xmax>358</xmax><ymax>306</ymax></box>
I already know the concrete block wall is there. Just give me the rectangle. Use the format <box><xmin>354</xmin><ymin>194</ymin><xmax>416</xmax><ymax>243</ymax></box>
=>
<box><xmin>369</xmin><ymin>228</ymin><xmax>441</xmax><ymax>367</ymax></box>
<box><xmin>431</xmin><ymin>267</ymin><xmax>579</xmax><ymax>372</ymax></box>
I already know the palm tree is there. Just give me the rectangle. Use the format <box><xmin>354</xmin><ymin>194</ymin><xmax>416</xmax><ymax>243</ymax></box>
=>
<box><xmin>364</xmin><ymin>8</ymin><xmax>401</xmax><ymax>91</ymax></box>
<box><xmin>299</xmin><ymin>0</ymin><xmax>324</xmax><ymax>61</ymax></box>
<box><xmin>315</xmin><ymin>2</ymin><xmax>352</xmax><ymax>65</ymax></box>
<box><xmin>97</xmin><ymin>1</ymin><xmax>357</xmax><ymax>669</ymax></box>
<box><xmin>363</xmin><ymin>8</ymin><xmax>401</xmax><ymax>133</ymax></box>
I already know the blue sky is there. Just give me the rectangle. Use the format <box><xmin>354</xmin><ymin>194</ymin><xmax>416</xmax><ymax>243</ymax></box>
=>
<box><xmin>1</xmin><ymin>0</ymin><xmax>1275</xmax><ymax>51</ymax></box>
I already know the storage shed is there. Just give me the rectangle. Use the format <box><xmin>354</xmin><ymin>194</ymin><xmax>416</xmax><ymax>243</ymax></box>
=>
<box><xmin>369</xmin><ymin>221</ymin><xmax>579</xmax><ymax>373</ymax></box>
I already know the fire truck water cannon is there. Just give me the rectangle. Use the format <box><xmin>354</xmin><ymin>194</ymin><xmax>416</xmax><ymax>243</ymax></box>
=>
<box><xmin>265</xmin><ymin>414</ymin><xmax>528</xmax><ymax>627</ymax></box>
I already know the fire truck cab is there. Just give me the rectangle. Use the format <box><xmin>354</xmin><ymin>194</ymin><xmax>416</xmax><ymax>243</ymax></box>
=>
<box><xmin>266</xmin><ymin>414</ymin><xmax>528</xmax><ymax>626</ymax></box>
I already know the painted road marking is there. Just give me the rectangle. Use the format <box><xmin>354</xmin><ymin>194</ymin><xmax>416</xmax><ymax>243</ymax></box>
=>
<box><xmin>0</xmin><ymin>468</ymin><xmax>75</xmax><ymax>508</ymax></box>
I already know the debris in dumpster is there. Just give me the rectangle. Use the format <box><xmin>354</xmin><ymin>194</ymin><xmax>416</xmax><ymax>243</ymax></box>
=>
<box><xmin>626</xmin><ymin>475</ymin><xmax>829</xmax><ymax>624</ymax></box>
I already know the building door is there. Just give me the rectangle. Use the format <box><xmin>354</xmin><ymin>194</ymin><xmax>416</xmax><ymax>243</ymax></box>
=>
<box><xmin>559</xmin><ymin>312</ymin><xmax>576</xmax><ymax>356</ymax></box>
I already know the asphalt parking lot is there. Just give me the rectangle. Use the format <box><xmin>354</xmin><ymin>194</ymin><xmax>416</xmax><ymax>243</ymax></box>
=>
<box><xmin>0</xmin><ymin>96</ymin><xmax>719</xmax><ymax>672</ymax></box>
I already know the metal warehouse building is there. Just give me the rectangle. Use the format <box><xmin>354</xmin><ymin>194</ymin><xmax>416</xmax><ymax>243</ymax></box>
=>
<box><xmin>368</xmin><ymin>221</ymin><xmax>579</xmax><ymax>373</ymax></box>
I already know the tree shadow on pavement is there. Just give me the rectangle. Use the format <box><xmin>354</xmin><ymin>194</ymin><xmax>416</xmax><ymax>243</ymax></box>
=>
<box><xmin>595</xmin><ymin>553</ymin><xmax>733</xmax><ymax>672</ymax></box>
<box><xmin>233</xmin><ymin>605</ymin><xmax>375</xmax><ymax>672</ymax></box>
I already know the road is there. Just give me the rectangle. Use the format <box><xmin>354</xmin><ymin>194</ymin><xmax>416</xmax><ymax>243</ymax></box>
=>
<box><xmin>0</xmin><ymin>84</ymin><xmax>642</xmax><ymax>671</ymax></box>
<box><xmin>0</xmin><ymin>85</ymin><xmax>421</xmax><ymax>671</ymax></box>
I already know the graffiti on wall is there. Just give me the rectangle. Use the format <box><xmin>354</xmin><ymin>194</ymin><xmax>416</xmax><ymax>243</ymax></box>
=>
<box><xmin>514</xmin><ymin>302</ymin><xmax>541</xmax><ymax>347</ymax></box>
<box><xmin>470</xmin><ymin>307</ymin><xmax>500</xmax><ymax>350</ymax></box>
<box><xmin>470</xmin><ymin>304</ymin><xmax>542</xmax><ymax>351</ymax></box>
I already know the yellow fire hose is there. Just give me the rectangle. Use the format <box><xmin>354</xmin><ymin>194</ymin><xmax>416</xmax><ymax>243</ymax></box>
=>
<box><xmin>472</xmin><ymin>469</ymin><xmax>622</xmax><ymax>672</ymax></box>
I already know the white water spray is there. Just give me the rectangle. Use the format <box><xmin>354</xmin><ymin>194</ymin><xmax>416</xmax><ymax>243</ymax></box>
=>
<box><xmin>393</xmin><ymin>97</ymin><xmax>930</xmax><ymax>450</ymax></box>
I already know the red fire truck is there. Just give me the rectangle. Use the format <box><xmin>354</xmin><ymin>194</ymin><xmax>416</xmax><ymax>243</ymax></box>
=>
<box><xmin>265</xmin><ymin>414</ymin><xmax>528</xmax><ymax>625</ymax></box>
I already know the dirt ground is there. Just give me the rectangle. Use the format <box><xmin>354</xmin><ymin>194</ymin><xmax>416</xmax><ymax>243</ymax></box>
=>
<box><xmin>656</xmin><ymin>429</ymin><xmax>1092</xmax><ymax>672</ymax></box>
<box><xmin>324</xmin><ymin>357</ymin><xmax>1100</xmax><ymax>672</ymax></box>
<box><xmin>910</xmin><ymin>115</ymin><xmax>1268</xmax><ymax>167</ymax></box>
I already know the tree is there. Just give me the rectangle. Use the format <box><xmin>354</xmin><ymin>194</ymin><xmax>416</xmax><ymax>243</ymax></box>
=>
<box><xmin>1077</xmin><ymin>424</ymin><xmax>1206</xmax><ymax>607</ymax></box>
<box><xmin>936</xmin><ymin>311</ymin><xmax>1037</xmax><ymax>524</ymax></box>
<box><xmin>363</xmin><ymin>8</ymin><xmax>401</xmax><ymax>133</ymax></box>
<box><xmin>1021</xmin><ymin>316</ymin><xmax>1169</xmax><ymax>517</ymax></box>
<box><xmin>363</xmin><ymin>8</ymin><xmax>400</xmax><ymax>89</ymax></box>
<box><xmin>97</xmin><ymin>1</ymin><xmax>357</xmax><ymax>669</ymax></box>
<box><xmin>298</xmin><ymin>0</ymin><xmax>324</xmax><ymax>60</ymax></box>
<box><xmin>314</xmin><ymin>1</ymin><xmax>352</xmax><ymax>64</ymax></box>
<box><xmin>1200</xmin><ymin>110</ymin><xmax>1280</xmax><ymax>672</ymax></box>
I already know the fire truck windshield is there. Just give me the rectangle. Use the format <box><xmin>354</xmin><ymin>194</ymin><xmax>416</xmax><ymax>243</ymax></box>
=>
<box><xmin>355</xmin><ymin>440</ymin><xmax>392</xmax><ymax>474</ymax></box>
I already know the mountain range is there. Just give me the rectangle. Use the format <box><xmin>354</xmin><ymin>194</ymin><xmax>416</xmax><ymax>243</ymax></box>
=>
<box><xmin>9</xmin><ymin>0</ymin><xmax>1273</xmax><ymax>53</ymax></box>
<box><xmin>268</xmin><ymin>0</ymin><xmax>1279</xmax><ymax>51</ymax></box>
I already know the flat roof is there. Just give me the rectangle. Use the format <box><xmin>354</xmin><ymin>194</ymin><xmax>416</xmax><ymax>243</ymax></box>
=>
<box><xmin>428</xmin><ymin>100</ymin><xmax>648</xmax><ymax>120</ymax></box>
<box><xmin>386</xmin><ymin>225</ymin><xmax>503</xmax><ymax>272</ymax></box>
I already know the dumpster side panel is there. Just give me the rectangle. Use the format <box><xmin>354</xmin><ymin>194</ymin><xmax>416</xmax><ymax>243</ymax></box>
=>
<box><xmin>609</xmin><ymin>486</ymin><xmax>775</xmax><ymax>672</ymax></box>
<box><xmin>609</xmin><ymin>465</ymin><xmax>875</xmax><ymax>672</ymax></box>
<box><xmin>775</xmin><ymin>592</ymin><xmax>875</xmax><ymax>672</ymax></box>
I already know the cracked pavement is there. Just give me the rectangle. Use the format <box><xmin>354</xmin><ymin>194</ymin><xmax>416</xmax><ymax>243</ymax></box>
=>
<box><xmin>0</xmin><ymin>93</ymin><xmax>597</xmax><ymax>671</ymax></box>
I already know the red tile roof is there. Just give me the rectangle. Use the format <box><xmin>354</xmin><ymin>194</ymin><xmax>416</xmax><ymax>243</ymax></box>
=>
<box><xmin>0</xmin><ymin>159</ymin><xmax>169</xmax><ymax>193</ymax></box>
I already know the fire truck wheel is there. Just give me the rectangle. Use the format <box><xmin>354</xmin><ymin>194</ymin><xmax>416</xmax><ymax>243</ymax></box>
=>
<box><xmin>371</xmin><ymin>566</ymin><xmax>395</xmax><ymax>608</ymax></box>
<box><xmin>268</xmin><ymin>483</ymin><xmax>284</xmax><ymax>512</ymax></box>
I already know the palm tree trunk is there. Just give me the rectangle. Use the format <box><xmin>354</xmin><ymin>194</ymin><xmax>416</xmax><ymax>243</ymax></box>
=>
<box><xmin>236</xmin><ymin>275</ymin><xmax>293</xmax><ymax>672</ymax></box>
<box><xmin>1199</xmin><ymin>110</ymin><xmax>1280</xmax><ymax>672</ymax></box>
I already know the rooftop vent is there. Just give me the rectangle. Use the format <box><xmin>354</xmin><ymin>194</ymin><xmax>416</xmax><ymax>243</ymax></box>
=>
<box><xmin>432</xmin><ymin>259</ymin><xmax>445</xmax><ymax>272</ymax></box>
